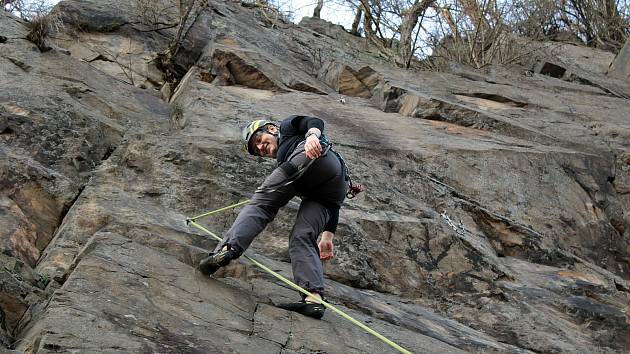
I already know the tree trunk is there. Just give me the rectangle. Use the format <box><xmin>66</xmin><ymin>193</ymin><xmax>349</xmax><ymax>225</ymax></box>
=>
<box><xmin>359</xmin><ymin>0</ymin><xmax>395</xmax><ymax>62</ymax></box>
<box><xmin>398</xmin><ymin>0</ymin><xmax>434</xmax><ymax>67</ymax></box>
<box><xmin>361</xmin><ymin>1</ymin><xmax>377</xmax><ymax>44</ymax></box>
<box><xmin>313</xmin><ymin>0</ymin><xmax>323</xmax><ymax>18</ymax></box>
<box><xmin>350</xmin><ymin>6</ymin><xmax>363</xmax><ymax>36</ymax></box>
<box><xmin>602</xmin><ymin>0</ymin><xmax>624</xmax><ymax>46</ymax></box>
<box><xmin>439</xmin><ymin>6</ymin><xmax>458</xmax><ymax>38</ymax></box>
<box><xmin>459</xmin><ymin>0</ymin><xmax>489</xmax><ymax>33</ymax></box>
<box><xmin>558</xmin><ymin>0</ymin><xmax>581</xmax><ymax>36</ymax></box>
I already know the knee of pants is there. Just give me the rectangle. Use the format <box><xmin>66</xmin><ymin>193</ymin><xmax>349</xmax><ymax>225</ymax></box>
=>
<box><xmin>289</xmin><ymin>224</ymin><xmax>319</xmax><ymax>249</ymax></box>
<box><xmin>289</xmin><ymin>200</ymin><xmax>329</xmax><ymax>248</ymax></box>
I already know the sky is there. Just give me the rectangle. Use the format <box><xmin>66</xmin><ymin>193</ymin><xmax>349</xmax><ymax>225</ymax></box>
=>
<box><xmin>286</xmin><ymin>0</ymin><xmax>356</xmax><ymax>29</ymax></box>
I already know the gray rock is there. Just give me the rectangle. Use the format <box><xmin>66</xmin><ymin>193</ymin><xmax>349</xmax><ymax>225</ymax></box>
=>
<box><xmin>608</xmin><ymin>39</ymin><xmax>630</xmax><ymax>82</ymax></box>
<box><xmin>54</xmin><ymin>0</ymin><xmax>131</xmax><ymax>32</ymax></box>
<box><xmin>1</xmin><ymin>0</ymin><xmax>629</xmax><ymax>353</ymax></box>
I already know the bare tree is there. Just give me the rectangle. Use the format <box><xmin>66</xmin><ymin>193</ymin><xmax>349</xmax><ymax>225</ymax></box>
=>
<box><xmin>134</xmin><ymin>0</ymin><xmax>178</xmax><ymax>31</ymax></box>
<box><xmin>3</xmin><ymin>0</ymin><xmax>55</xmax><ymax>19</ymax></box>
<box><xmin>343</xmin><ymin>0</ymin><xmax>436</xmax><ymax>66</ymax></box>
<box><xmin>156</xmin><ymin>0</ymin><xmax>208</xmax><ymax>82</ymax></box>
<box><xmin>510</xmin><ymin>0</ymin><xmax>628</xmax><ymax>51</ymax></box>
<box><xmin>350</xmin><ymin>5</ymin><xmax>363</xmax><ymax>35</ymax></box>
<box><xmin>359</xmin><ymin>0</ymin><xmax>397</xmax><ymax>61</ymax></box>
<box><xmin>399</xmin><ymin>0</ymin><xmax>434</xmax><ymax>67</ymax></box>
<box><xmin>559</xmin><ymin>0</ymin><xmax>628</xmax><ymax>50</ymax></box>
<box><xmin>337</xmin><ymin>0</ymin><xmax>628</xmax><ymax>70</ymax></box>
<box><xmin>313</xmin><ymin>0</ymin><xmax>324</xmax><ymax>17</ymax></box>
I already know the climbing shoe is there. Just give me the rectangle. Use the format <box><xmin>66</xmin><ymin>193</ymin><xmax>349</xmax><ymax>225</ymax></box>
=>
<box><xmin>277</xmin><ymin>300</ymin><xmax>326</xmax><ymax>320</ymax></box>
<box><xmin>198</xmin><ymin>247</ymin><xmax>236</xmax><ymax>275</ymax></box>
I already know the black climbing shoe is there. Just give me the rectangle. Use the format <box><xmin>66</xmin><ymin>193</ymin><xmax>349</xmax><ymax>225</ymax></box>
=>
<box><xmin>198</xmin><ymin>247</ymin><xmax>236</xmax><ymax>275</ymax></box>
<box><xmin>277</xmin><ymin>300</ymin><xmax>326</xmax><ymax>320</ymax></box>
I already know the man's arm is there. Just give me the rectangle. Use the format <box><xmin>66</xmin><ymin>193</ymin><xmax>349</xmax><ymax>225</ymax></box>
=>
<box><xmin>324</xmin><ymin>207</ymin><xmax>339</xmax><ymax>233</ymax></box>
<box><xmin>281</xmin><ymin>115</ymin><xmax>325</xmax><ymax>136</ymax></box>
<box><xmin>291</xmin><ymin>115</ymin><xmax>325</xmax><ymax>134</ymax></box>
<box><xmin>319</xmin><ymin>207</ymin><xmax>339</xmax><ymax>260</ymax></box>
<box><xmin>280</xmin><ymin>115</ymin><xmax>325</xmax><ymax>160</ymax></box>
<box><xmin>319</xmin><ymin>231</ymin><xmax>334</xmax><ymax>260</ymax></box>
<box><xmin>305</xmin><ymin>131</ymin><xmax>322</xmax><ymax>159</ymax></box>
<box><xmin>300</xmin><ymin>117</ymin><xmax>325</xmax><ymax>160</ymax></box>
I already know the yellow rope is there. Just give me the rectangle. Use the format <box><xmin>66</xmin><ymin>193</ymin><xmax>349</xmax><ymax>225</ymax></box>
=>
<box><xmin>188</xmin><ymin>199</ymin><xmax>250</xmax><ymax>221</ymax></box>
<box><xmin>187</xmin><ymin>207</ymin><xmax>413</xmax><ymax>354</ymax></box>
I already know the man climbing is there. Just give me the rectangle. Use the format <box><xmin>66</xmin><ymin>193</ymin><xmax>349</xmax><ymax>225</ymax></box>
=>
<box><xmin>199</xmin><ymin>115</ymin><xmax>352</xmax><ymax>319</ymax></box>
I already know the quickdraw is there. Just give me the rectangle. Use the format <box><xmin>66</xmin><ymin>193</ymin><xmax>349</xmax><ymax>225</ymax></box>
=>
<box><xmin>441</xmin><ymin>212</ymin><xmax>468</xmax><ymax>236</ymax></box>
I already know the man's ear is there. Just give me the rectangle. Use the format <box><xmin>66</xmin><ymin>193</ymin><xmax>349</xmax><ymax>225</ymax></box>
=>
<box><xmin>267</xmin><ymin>125</ymin><xmax>279</xmax><ymax>134</ymax></box>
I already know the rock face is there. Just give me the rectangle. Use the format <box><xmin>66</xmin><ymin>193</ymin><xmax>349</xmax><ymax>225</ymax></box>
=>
<box><xmin>1</xmin><ymin>1</ymin><xmax>629</xmax><ymax>353</ymax></box>
<box><xmin>609</xmin><ymin>40</ymin><xmax>630</xmax><ymax>82</ymax></box>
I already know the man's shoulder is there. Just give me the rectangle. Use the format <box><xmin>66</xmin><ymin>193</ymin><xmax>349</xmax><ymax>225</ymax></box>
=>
<box><xmin>280</xmin><ymin>114</ymin><xmax>303</xmax><ymax>124</ymax></box>
<box><xmin>279</xmin><ymin>115</ymin><xmax>301</xmax><ymax>134</ymax></box>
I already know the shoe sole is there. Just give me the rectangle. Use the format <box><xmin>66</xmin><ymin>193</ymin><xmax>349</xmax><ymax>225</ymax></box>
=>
<box><xmin>277</xmin><ymin>302</ymin><xmax>325</xmax><ymax>319</ymax></box>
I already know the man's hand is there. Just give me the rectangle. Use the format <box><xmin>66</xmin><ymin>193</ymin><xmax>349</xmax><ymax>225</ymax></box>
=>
<box><xmin>318</xmin><ymin>231</ymin><xmax>334</xmax><ymax>260</ymax></box>
<box><xmin>305</xmin><ymin>131</ymin><xmax>322</xmax><ymax>160</ymax></box>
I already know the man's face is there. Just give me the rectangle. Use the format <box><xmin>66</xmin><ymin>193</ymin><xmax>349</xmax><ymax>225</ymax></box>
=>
<box><xmin>250</xmin><ymin>125</ymin><xmax>279</xmax><ymax>158</ymax></box>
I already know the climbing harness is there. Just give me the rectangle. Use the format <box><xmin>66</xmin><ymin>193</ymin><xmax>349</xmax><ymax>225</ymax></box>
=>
<box><xmin>252</xmin><ymin>135</ymin><xmax>365</xmax><ymax>199</ymax></box>
<box><xmin>319</xmin><ymin>135</ymin><xmax>365</xmax><ymax>199</ymax></box>
<box><xmin>254</xmin><ymin>142</ymin><xmax>332</xmax><ymax>195</ymax></box>
<box><xmin>186</xmin><ymin>202</ymin><xmax>412</xmax><ymax>354</ymax></box>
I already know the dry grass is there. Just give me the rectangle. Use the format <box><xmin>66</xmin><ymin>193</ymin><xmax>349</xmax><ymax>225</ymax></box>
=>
<box><xmin>134</xmin><ymin>0</ymin><xmax>177</xmax><ymax>30</ymax></box>
<box><xmin>169</xmin><ymin>102</ymin><xmax>185</xmax><ymax>130</ymax></box>
<box><xmin>25</xmin><ymin>11</ymin><xmax>62</xmax><ymax>52</ymax></box>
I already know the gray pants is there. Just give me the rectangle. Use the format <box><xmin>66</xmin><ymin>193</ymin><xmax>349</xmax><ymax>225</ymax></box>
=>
<box><xmin>217</xmin><ymin>145</ymin><xmax>347</xmax><ymax>295</ymax></box>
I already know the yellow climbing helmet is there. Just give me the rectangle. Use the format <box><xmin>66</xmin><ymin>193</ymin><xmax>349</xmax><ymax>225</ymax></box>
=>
<box><xmin>241</xmin><ymin>119</ymin><xmax>276</xmax><ymax>155</ymax></box>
